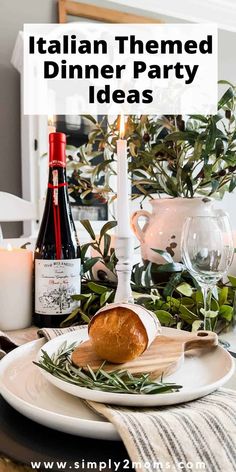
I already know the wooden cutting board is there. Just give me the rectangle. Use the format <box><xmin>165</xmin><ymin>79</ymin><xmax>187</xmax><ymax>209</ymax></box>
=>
<box><xmin>71</xmin><ymin>330</ymin><xmax>218</xmax><ymax>379</ymax></box>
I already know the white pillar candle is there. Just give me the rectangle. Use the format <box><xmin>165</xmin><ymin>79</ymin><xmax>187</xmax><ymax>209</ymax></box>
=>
<box><xmin>0</xmin><ymin>248</ymin><xmax>33</xmax><ymax>330</ymax></box>
<box><xmin>116</xmin><ymin>115</ymin><xmax>131</xmax><ymax>237</ymax></box>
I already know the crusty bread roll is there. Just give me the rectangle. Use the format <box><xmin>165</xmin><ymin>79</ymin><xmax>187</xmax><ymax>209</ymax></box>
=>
<box><xmin>89</xmin><ymin>306</ymin><xmax>149</xmax><ymax>363</ymax></box>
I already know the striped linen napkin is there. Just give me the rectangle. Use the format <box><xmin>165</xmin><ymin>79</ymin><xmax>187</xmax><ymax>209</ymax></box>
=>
<box><xmin>88</xmin><ymin>388</ymin><xmax>236</xmax><ymax>472</ymax></box>
<box><xmin>0</xmin><ymin>326</ymin><xmax>82</xmax><ymax>358</ymax></box>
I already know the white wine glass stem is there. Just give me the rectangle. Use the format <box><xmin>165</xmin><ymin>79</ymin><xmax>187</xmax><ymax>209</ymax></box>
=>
<box><xmin>201</xmin><ymin>285</ymin><xmax>213</xmax><ymax>331</ymax></box>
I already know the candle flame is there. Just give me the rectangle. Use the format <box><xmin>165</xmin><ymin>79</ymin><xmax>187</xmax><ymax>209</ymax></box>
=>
<box><xmin>48</xmin><ymin>115</ymin><xmax>55</xmax><ymax>126</ymax></box>
<box><xmin>7</xmin><ymin>243</ymin><xmax>12</xmax><ymax>251</ymax></box>
<box><xmin>119</xmin><ymin>115</ymin><xmax>125</xmax><ymax>139</ymax></box>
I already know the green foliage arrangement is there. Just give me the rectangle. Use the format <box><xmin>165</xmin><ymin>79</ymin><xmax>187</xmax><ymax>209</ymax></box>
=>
<box><xmin>66</xmin><ymin>81</ymin><xmax>236</xmax><ymax>201</ymax></box>
<box><xmin>62</xmin><ymin>220</ymin><xmax>236</xmax><ymax>334</ymax></box>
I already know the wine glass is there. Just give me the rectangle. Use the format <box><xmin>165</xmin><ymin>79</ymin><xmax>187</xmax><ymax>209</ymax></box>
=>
<box><xmin>181</xmin><ymin>214</ymin><xmax>234</xmax><ymax>330</ymax></box>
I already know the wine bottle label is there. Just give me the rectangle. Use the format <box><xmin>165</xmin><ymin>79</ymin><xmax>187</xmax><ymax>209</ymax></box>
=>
<box><xmin>35</xmin><ymin>259</ymin><xmax>81</xmax><ymax>315</ymax></box>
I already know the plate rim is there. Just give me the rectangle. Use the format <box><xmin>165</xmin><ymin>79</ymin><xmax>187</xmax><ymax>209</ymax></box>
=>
<box><xmin>36</xmin><ymin>327</ymin><xmax>235</xmax><ymax>405</ymax></box>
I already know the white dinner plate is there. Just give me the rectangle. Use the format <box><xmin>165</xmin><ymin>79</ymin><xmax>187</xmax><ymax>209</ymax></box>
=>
<box><xmin>36</xmin><ymin>327</ymin><xmax>235</xmax><ymax>407</ymax></box>
<box><xmin>0</xmin><ymin>328</ymin><xmax>234</xmax><ymax>440</ymax></box>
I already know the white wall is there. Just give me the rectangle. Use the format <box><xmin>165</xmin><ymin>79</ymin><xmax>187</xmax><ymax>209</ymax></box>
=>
<box><xmin>218</xmin><ymin>29</ymin><xmax>236</xmax><ymax>82</ymax></box>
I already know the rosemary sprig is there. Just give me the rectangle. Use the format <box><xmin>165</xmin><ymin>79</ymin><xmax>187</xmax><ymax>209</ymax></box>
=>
<box><xmin>34</xmin><ymin>342</ymin><xmax>182</xmax><ymax>395</ymax></box>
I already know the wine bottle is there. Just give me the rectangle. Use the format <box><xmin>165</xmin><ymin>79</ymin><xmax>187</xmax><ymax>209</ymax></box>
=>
<box><xmin>34</xmin><ymin>132</ymin><xmax>81</xmax><ymax>328</ymax></box>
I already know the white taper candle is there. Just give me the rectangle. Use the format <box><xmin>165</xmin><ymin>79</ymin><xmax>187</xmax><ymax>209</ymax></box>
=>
<box><xmin>116</xmin><ymin>115</ymin><xmax>130</xmax><ymax>237</ymax></box>
<box><xmin>115</xmin><ymin>115</ymin><xmax>133</xmax><ymax>303</ymax></box>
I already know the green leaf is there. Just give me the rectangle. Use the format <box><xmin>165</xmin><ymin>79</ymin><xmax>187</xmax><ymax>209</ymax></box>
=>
<box><xmin>181</xmin><ymin>297</ymin><xmax>195</xmax><ymax>306</ymax></box>
<box><xmin>218</xmin><ymin>80</ymin><xmax>235</xmax><ymax>88</ymax></box>
<box><xmin>129</xmin><ymin>142</ymin><xmax>138</xmax><ymax>157</ymax></box>
<box><xmin>194</xmin><ymin>290</ymin><xmax>203</xmax><ymax>304</ymax></box>
<box><xmin>72</xmin><ymin>294</ymin><xmax>91</xmax><ymax>301</ymax></box>
<box><xmin>219</xmin><ymin>287</ymin><xmax>228</xmax><ymax>306</ymax></box>
<box><xmin>151</xmin><ymin>248</ymin><xmax>173</xmax><ymax>263</ymax></box>
<box><xmin>155</xmin><ymin>310</ymin><xmax>176</xmax><ymax>326</ymax></box>
<box><xmin>99</xmin><ymin>221</ymin><xmax>117</xmax><ymax>241</ymax></box>
<box><xmin>103</xmin><ymin>233</ymin><xmax>111</xmax><ymax>258</ymax></box>
<box><xmin>215</xmin><ymin>138</ymin><xmax>226</xmax><ymax>157</ymax></box>
<box><xmin>83</xmin><ymin>114</ymin><xmax>97</xmax><ymax>124</ymax></box>
<box><xmin>205</xmin><ymin>120</ymin><xmax>216</xmax><ymax>152</ymax></box>
<box><xmin>84</xmin><ymin>294</ymin><xmax>97</xmax><ymax>312</ymax></box>
<box><xmin>219</xmin><ymin>305</ymin><xmax>233</xmax><ymax>321</ymax></box>
<box><xmin>81</xmin><ymin>242</ymin><xmax>92</xmax><ymax>261</ymax></box>
<box><xmin>210</xmin><ymin>298</ymin><xmax>219</xmax><ymax>311</ymax></box>
<box><xmin>191</xmin><ymin>320</ymin><xmax>204</xmax><ymax>332</ymax></box>
<box><xmin>80</xmin><ymin>220</ymin><xmax>96</xmax><ymax>240</ymax></box>
<box><xmin>164</xmin><ymin>131</ymin><xmax>198</xmax><ymax>143</ymax></box>
<box><xmin>88</xmin><ymin>129</ymin><xmax>103</xmax><ymax>142</ymax></box>
<box><xmin>218</xmin><ymin>87</ymin><xmax>234</xmax><ymax>110</ymax></box>
<box><xmin>144</xmin><ymin>262</ymin><xmax>152</xmax><ymax>288</ymax></box>
<box><xmin>200</xmin><ymin>308</ymin><xmax>219</xmax><ymax>318</ymax></box>
<box><xmin>60</xmin><ymin>307</ymin><xmax>81</xmax><ymax>326</ymax></box>
<box><xmin>87</xmin><ymin>282</ymin><xmax>108</xmax><ymax>294</ymax></box>
<box><xmin>81</xmin><ymin>312</ymin><xmax>91</xmax><ymax>323</ymax></box>
<box><xmin>154</xmin><ymin>262</ymin><xmax>184</xmax><ymax>273</ymax></box>
<box><xmin>167</xmin><ymin>296</ymin><xmax>181</xmax><ymax>308</ymax></box>
<box><xmin>177</xmin><ymin>321</ymin><xmax>183</xmax><ymax>330</ymax></box>
<box><xmin>176</xmin><ymin>283</ymin><xmax>193</xmax><ymax>297</ymax></box>
<box><xmin>80</xmin><ymin>189</ymin><xmax>92</xmax><ymax>200</ymax></box>
<box><xmin>229</xmin><ymin>177</ymin><xmax>236</xmax><ymax>193</ymax></box>
<box><xmin>82</xmin><ymin>257</ymin><xmax>100</xmax><ymax>273</ymax></box>
<box><xmin>179</xmin><ymin>305</ymin><xmax>199</xmax><ymax>324</ymax></box>
<box><xmin>100</xmin><ymin>290</ymin><xmax>113</xmax><ymax>306</ymax></box>
<box><xmin>223</xmin><ymin>152</ymin><xmax>236</xmax><ymax>165</ymax></box>
<box><xmin>133</xmin><ymin>263</ymin><xmax>144</xmax><ymax>286</ymax></box>
<box><xmin>163</xmin><ymin>273</ymin><xmax>182</xmax><ymax>298</ymax></box>
<box><xmin>92</xmin><ymin>160</ymin><xmax>114</xmax><ymax>181</ymax></box>
<box><xmin>189</xmin><ymin>115</ymin><xmax>208</xmax><ymax>123</ymax></box>
<box><xmin>211</xmin><ymin>179</ymin><xmax>220</xmax><ymax>193</ymax></box>
<box><xmin>228</xmin><ymin>275</ymin><xmax>236</xmax><ymax>287</ymax></box>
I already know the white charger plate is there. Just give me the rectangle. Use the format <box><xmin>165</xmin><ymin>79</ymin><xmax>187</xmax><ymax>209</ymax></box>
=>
<box><xmin>36</xmin><ymin>327</ymin><xmax>234</xmax><ymax>407</ymax></box>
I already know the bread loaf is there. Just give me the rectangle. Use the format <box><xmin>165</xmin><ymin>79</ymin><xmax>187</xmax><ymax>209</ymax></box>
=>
<box><xmin>88</xmin><ymin>303</ymin><xmax>161</xmax><ymax>363</ymax></box>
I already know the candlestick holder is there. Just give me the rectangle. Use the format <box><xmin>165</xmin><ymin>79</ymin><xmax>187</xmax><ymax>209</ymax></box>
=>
<box><xmin>114</xmin><ymin>235</ymin><xmax>134</xmax><ymax>304</ymax></box>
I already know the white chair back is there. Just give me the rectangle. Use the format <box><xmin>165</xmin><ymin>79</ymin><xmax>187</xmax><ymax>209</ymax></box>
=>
<box><xmin>0</xmin><ymin>191</ymin><xmax>39</xmax><ymax>239</ymax></box>
<box><xmin>0</xmin><ymin>191</ymin><xmax>38</xmax><ymax>222</ymax></box>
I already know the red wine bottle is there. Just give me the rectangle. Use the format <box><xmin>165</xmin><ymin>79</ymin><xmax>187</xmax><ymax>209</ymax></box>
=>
<box><xmin>34</xmin><ymin>132</ymin><xmax>81</xmax><ymax>328</ymax></box>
